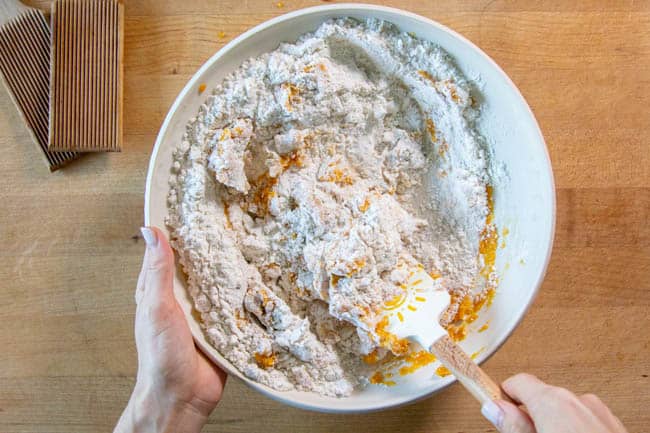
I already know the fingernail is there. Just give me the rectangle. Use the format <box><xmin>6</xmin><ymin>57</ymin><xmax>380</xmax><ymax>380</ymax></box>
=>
<box><xmin>141</xmin><ymin>227</ymin><xmax>158</xmax><ymax>247</ymax></box>
<box><xmin>481</xmin><ymin>400</ymin><xmax>504</xmax><ymax>428</ymax></box>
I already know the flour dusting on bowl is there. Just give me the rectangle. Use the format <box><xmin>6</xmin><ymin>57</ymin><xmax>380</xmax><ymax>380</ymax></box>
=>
<box><xmin>167</xmin><ymin>18</ymin><xmax>498</xmax><ymax>397</ymax></box>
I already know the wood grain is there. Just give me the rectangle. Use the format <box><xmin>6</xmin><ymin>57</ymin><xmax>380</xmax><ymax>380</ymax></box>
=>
<box><xmin>1</xmin><ymin>1</ymin><xmax>649</xmax><ymax>432</ymax></box>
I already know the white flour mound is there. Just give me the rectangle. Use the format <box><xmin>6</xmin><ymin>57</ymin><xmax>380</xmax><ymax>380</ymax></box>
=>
<box><xmin>167</xmin><ymin>18</ymin><xmax>491</xmax><ymax>397</ymax></box>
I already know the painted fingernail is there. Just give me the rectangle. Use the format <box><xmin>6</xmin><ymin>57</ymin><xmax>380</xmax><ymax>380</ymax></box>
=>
<box><xmin>481</xmin><ymin>400</ymin><xmax>504</xmax><ymax>428</ymax></box>
<box><xmin>141</xmin><ymin>227</ymin><xmax>158</xmax><ymax>247</ymax></box>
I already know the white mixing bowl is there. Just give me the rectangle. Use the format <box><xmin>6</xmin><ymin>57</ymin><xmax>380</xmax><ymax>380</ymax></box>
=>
<box><xmin>144</xmin><ymin>4</ymin><xmax>555</xmax><ymax>413</ymax></box>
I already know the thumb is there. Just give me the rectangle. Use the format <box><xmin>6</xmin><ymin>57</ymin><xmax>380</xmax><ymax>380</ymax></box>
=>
<box><xmin>482</xmin><ymin>400</ymin><xmax>536</xmax><ymax>433</ymax></box>
<box><xmin>140</xmin><ymin>226</ymin><xmax>175</xmax><ymax>306</ymax></box>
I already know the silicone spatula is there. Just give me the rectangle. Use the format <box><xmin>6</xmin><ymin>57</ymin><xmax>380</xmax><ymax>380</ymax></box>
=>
<box><xmin>382</xmin><ymin>265</ymin><xmax>510</xmax><ymax>405</ymax></box>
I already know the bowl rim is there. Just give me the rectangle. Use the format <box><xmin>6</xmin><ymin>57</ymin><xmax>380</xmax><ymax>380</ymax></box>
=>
<box><xmin>144</xmin><ymin>2</ymin><xmax>556</xmax><ymax>413</ymax></box>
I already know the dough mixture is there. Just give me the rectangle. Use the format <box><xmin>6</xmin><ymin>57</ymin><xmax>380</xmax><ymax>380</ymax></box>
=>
<box><xmin>167</xmin><ymin>18</ymin><xmax>494</xmax><ymax>397</ymax></box>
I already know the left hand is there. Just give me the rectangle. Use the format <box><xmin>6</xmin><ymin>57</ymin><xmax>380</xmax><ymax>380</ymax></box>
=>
<box><xmin>114</xmin><ymin>227</ymin><xmax>227</xmax><ymax>433</ymax></box>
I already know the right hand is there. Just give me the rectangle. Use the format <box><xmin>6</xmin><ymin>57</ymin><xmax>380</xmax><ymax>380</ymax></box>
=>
<box><xmin>481</xmin><ymin>373</ymin><xmax>628</xmax><ymax>433</ymax></box>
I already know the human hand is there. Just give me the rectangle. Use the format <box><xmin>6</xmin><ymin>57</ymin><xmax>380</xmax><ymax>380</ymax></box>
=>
<box><xmin>481</xmin><ymin>373</ymin><xmax>628</xmax><ymax>433</ymax></box>
<box><xmin>114</xmin><ymin>227</ymin><xmax>227</xmax><ymax>433</ymax></box>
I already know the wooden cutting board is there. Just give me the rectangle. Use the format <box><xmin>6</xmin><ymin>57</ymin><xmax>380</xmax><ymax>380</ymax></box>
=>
<box><xmin>0</xmin><ymin>1</ymin><xmax>648</xmax><ymax>432</ymax></box>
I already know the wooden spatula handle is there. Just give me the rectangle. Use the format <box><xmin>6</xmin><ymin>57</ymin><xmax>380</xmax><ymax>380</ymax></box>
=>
<box><xmin>430</xmin><ymin>335</ymin><xmax>512</xmax><ymax>405</ymax></box>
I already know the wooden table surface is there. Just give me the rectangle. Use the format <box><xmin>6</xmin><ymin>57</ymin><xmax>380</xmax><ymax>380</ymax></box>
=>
<box><xmin>1</xmin><ymin>1</ymin><xmax>649</xmax><ymax>432</ymax></box>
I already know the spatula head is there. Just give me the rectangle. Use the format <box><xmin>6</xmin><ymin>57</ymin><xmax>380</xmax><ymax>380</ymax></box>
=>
<box><xmin>381</xmin><ymin>265</ymin><xmax>451</xmax><ymax>351</ymax></box>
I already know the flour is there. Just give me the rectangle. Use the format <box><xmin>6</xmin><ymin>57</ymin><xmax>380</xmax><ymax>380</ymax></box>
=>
<box><xmin>167</xmin><ymin>18</ymin><xmax>492</xmax><ymax>397</ymax></box>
